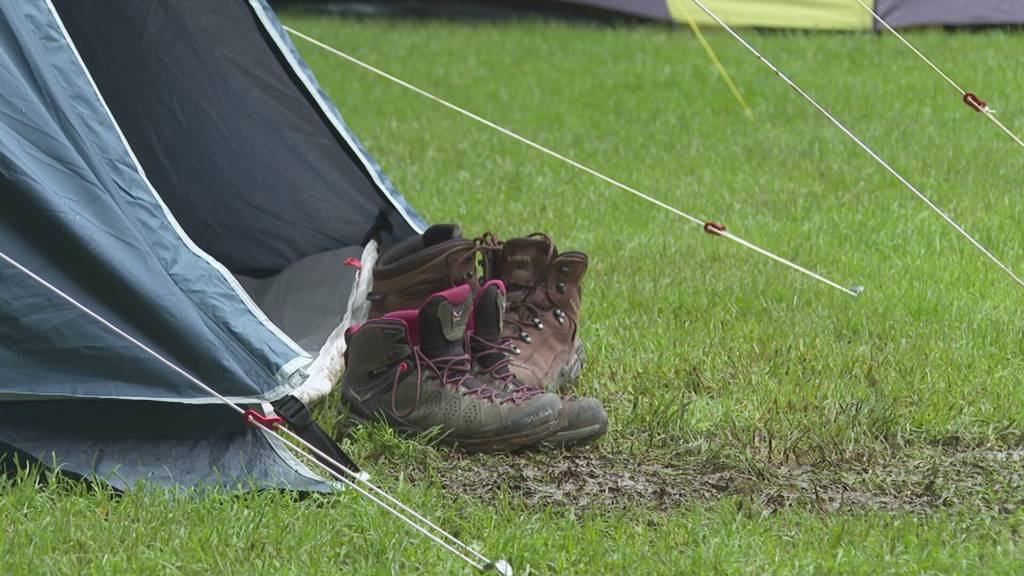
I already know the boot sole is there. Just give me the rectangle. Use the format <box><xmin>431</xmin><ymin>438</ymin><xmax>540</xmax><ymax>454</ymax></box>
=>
<box><xmin>552</xmin><ymin>338</ymin><xmax>586</xmax><ymax>393</ymax></box>
<box><xmin>443</xmin><ymin>418</ymin><xmax>562</xmax><ymax>453</ymax></box>
<box><xmin>545</xmin><ymin>421</ymin><xmax>607</xmax><ymax>447</ymax></box>
<box><xmin>336</xmin><ymin>411</ymin><xmax>562</xmax><ymax>454</ymax></box>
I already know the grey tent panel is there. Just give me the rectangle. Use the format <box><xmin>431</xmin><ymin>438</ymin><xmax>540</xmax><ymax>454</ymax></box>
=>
<box><xmin>874</xmin><ymin>0</ymin><xmax>1024</xmax><ymax>28</ymax></box>
<box><xmin>236</xmin><ymin>245</ymin><xmax>364</xmax><ymax>353</ymax></box>
<box><xmin>0</xmin><ymin>401</ymin><xmax>330</xmax><ymax>492</ymax></box>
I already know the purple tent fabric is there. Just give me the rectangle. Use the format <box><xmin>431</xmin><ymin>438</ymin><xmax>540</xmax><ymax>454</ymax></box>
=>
<box><xmin>875</xmin><ymin>0</ymin><xmax>1024</xmax><ymax>28</ymax></box>
<box><xmin>559</xmin><ymin>0</ymin><xmax>671</xmax><ymax>21</ymax></box>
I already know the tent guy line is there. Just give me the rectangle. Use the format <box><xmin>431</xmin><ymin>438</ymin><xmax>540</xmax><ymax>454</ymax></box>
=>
<box><xmin>671</xmin><ymin>0</ymin><xmax>753</xmax><ymax>119</ymax></box>
<box><xmin>0</xmin><ymin>249</ymin><xmax>510</xmax><ymax>576</ymax></box>
<box><xmin>852</xmin><ymin>0</ymin><xmax>1024</xmax><ymax>153</ymax></box>
<box><xmin>688</xmin><ymin>0</ymin><xmax>1024</xmax><ymax>293</ymax></box>
<box><xmin>284</xmin><ymin>26</ymin><xmax>861</xmax><ymax>298</ymax></box>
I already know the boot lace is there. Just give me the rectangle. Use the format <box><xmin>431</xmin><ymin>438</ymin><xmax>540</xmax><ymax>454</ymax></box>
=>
<box><xmin>506</xmin><ymin>290</ymin><xmax>573</xmax><ymax>343</ymax></box>
<box><xmin>391</xmin><ymin>347</ymin><xmax>504</xmax><ymax>417</ymax></box>
<box><xmin>474</xmin><ymin>231</ymin><xmax>504</xmax><ymax>249</ymax></box>
<box><xmin>475</xmin><ymin>230</ymin><xmax>569</xmax><ymax>343</ymax></box>
<box><xmin>467</xmin><ymin>332</ymin><xmax>544</xmax><ymax>404</ymax></box>
<box><xmin>473</xmin><ymin>232</ymin><xmax>503</xmax><ymax>279</ymax></box>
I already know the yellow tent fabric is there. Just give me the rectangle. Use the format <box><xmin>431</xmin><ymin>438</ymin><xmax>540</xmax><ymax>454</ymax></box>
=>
<box><xmin>667</xmin><ymin>0</ymin><xmax>873</xmax><ymax>31</ymax></box>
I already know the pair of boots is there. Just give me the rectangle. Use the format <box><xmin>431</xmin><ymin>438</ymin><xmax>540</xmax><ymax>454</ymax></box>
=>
<box><xmin>338</xmin><ymin>225</ymin><xmax>607</xmax><ymax>452</ymax></box>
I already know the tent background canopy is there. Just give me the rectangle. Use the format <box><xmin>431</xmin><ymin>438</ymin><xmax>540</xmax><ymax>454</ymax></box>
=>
<box><xmin>0</xmin><ymin>0</ymin><xmax>424</xmax><ymax>490</ymax></box>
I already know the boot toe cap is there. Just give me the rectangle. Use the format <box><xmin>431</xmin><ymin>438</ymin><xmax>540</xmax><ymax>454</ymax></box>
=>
<box><xmin>550</xmin><ymin>396</ymin><xmax>608</xmax><ymax>447</ymax></box>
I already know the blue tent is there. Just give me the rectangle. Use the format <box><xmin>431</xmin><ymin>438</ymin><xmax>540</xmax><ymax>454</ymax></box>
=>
<box><xmin>0</xmin><ymin>0</ymin><xmax>425</xmax><ymax>490</ymax></box>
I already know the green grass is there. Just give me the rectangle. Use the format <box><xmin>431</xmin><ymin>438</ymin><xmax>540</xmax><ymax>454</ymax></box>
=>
<box><xmin>6</xmin><ymin>14</ymin><xmax>1024</xmax><ymax>574</ymax></box>
<box><xmin>3</xmin><ymin>469</ymin><xmax>1023</xmax><ymax>575</ymax></box>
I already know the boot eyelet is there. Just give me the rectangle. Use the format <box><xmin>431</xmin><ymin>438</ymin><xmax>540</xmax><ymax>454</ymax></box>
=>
<box><xmin>554</xmin><ymin>309</ymin><xmax>566</xmax><ymax>325</ymax></box>
<box><xmin>532</xmin><ymin>318</ymin><xmax>544</xmax><ymax>330</ymax></box>
<box><xmin>463</xmin><ymin>271</ymin><xmax>474</xmax><ymax>280</ymax></box>
<box><xmin>556</xmin><ymin>282</ymin><xmax>566</xmax><ymax>294</ymax></box>
<box><xmin>519</xmin><ymin>331</ymin><xmax>532</xmax><ymax>343</ymax></box>
<box><xmin>511</xmin><ymin>345</ymin><xmax>521</xmax><ymax>355</ymax></box>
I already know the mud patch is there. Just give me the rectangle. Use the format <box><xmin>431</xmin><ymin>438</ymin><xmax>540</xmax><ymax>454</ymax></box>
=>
<box><xmin>401</xmin><ymin>447</ymin><xmax>1024</xmax><ymax>514</ymax></box>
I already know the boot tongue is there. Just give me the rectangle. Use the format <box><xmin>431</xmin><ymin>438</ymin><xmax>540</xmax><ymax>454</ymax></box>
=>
<box><xmin>418</xmin><ymin>291</ymin><xmax>470</xmax><ymax>358</ymax></box>
<box><xmin>472</xmin><ymin>283</ymin><xmax>512</xmax><ymax>375</ymax></box>
<box><xmin>496</xmin><ymin>237</ymin><xmax>555</xmax><ymax>295</ymax></box>
<box><xmin>473</xmin><ymin>283</ymin><xmax>505</xmax><ymax>343</ymax></box>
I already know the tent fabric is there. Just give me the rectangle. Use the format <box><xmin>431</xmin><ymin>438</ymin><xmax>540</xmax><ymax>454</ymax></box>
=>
<box><xmin>0</xmin><ymin>1</ymin><xmax>305</xmax><ymax>405</ymax></box>
<box><xmin>0</xmin><ymin>401</ymin><xmax>330</xmax><ymax>492</ymax></box>
<box><xmin>873</xmin><ymin>0</ymin><xmax>1024</xmax><ymax>29</ymax></box>
<box><xmin>561</xmin><ymin>0</ymin><xmax>671</xmax><ymax>21</ymax></box>
<box><xmin>666</xmin><ymin>0</ymin><xmax>872</xmax><ymax>30</ymax></box>
<box><xmin>53</xmin><ymin>0</ymin><xmax>425</xmax><ymax>278</ymax></box>
<box><xmin>236</xmin><ymin>246</ymin><xmax>365</xmax><ymax>353</ymax></box>
<box><xmin>1</xmin><ymin>0</ymin><xmax>420</xmax><ymax>490</ymax></box>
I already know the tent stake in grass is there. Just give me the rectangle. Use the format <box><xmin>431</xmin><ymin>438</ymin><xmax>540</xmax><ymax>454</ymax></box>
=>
<box><xmin>286</xmin><ymin>26</ymin><xmax>862</xmax><ymax>298</ymax></box>
<box><xmin>0</xmin><ymin>249</ymin><xmax>512</xmax><ymax>576</ymax></box>
<box><xmin>689</xmin><ymin>0</ymin><xmax>1024</xmax><ymax>293</ymax></box>
<box><xmin>852</xmin><ymin>0</ymin><xmax>1024</xmax><ymax>153</ymax></box>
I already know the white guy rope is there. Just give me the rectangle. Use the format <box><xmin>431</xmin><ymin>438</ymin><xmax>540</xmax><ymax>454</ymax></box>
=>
<box><xmin>256</xmin><ymin>421</ymin><xmax>494</xmax><ymax>572</ymax></box>
<box><xmin>689</xmin><ymin>0</ymin><xmax>1024</xmax><ymax>292</ymax></box>
<box><xmin>0</xmin><ymin>249</ymin><xmax>503</xmax><ymax>575</ymax></box>
<box><xmin>852</xmin><ymin>0</ymin><xmax>1024</xmax><ymax>153</ymax></box>
<box><xmin>285</xmin><ymin>26</ymin><xmax>861</xmax><ymax>297</ymax></box>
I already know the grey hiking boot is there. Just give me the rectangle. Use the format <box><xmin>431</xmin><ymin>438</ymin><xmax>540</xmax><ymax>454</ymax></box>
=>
<box><xmin>478</xmin><ymin>233</ymin><xmax>588</xmax><ymax>393</ymax></box>
<box><xmin>339</xmin><ymin>283</ymin><xmax>563</xmax><ymax>452</ymax></box>
<box><xmin>369</xmin><ymin>224</ymin><xmax>478</xmax><ymax>318</ymax></box>
<box><xmin>468</xmin><ymin>280</ymin><xmax>607</xmax><ymax>447</ymax></box>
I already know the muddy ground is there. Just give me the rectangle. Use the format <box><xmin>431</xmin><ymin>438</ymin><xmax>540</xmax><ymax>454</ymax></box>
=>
<box><xmin>392</xmin><ymin>445</ymin><xmax>1024</xmax><ymax>515</ymax></box>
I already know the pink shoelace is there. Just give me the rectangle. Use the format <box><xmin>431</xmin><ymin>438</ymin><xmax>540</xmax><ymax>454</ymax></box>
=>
<box><xmin>391</xmin><ymin>346</ymin><xmax>523</xmax><ymax>417</ymax></box>
<box><xmin>467</xmin><ymin>333</ymin><xmax>544</xmax><ymax>403</ymax></box>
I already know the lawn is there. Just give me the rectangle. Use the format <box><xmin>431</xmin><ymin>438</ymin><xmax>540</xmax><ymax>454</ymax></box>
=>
<box><xmin>4</xmin><ymin>13</ymin><xmax>1024</xmax><ymax>575</ymax></box>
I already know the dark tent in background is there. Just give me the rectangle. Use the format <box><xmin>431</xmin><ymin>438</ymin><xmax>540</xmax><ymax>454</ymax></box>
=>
<box><xmin>874</xmin><ymin>0</ymin><xmax>1024</xmax><ymax>29</ymax></box>
<box><xmin>0</xmin><ymin>0</ymin><xmax>424</xmax><ymax>490</ymax></box>
<box><xmin>273</xmin><ymin>0</ymin><xmax>1024</xmax><ymax>29</ymax></box>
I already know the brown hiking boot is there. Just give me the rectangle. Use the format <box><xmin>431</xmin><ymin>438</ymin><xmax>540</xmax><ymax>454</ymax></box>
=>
<box><xmin>338</xmin><ymin>284</ymin><xmax>562</xmax><ymax>452</ymax></box>
<box><xmin>479</xmin><ymin>233</ymin><xmax>587</xmax><ymax>393</ymax></box>
<box><xmin>469</xmin><ymin>280</ymin><xmax>607</xmax><ymax>447</ymax></box>
<box><xmin>369</xmin><ymin>224</ymin><xmax>478</xmax><ymax>318</ymax></box>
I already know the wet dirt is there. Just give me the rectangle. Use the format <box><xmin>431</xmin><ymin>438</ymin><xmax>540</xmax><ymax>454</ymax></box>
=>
<box><xmin>403</xmin><ymin>446</ymin><xmax>1024</xmax><ymax>514</ymax></box>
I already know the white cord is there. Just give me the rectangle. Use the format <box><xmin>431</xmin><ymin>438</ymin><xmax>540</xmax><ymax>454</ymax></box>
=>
<box><xmin>853</xmin><ymin>0</ymin><xmax>1024</xmax><ymax>153</ymax></box>
<box><xmin>264</xmin><ymin>424</ymin><xmax>489</xmax><ymax>571</ymax></box>
<box><xmin>270</xmin><ymin>425</ymin><xmax>491</xmax><ymax>570</ymax></box>
<box><xmin>0</xmin><ymin>249</ymin><xmax>497</xmax><ymax>574</ymax></box>
<box><xmin>854</xmin><ymin>0</ymin><xmax>964</xmax><ymax>94</ymax></box>
<box><xmin>284</xmin><ymin>26</ymin><xmax>861</xmax><ymax>298</ymax></box>
<box><xmin>689</xmin><ymin>0</ymin><xmax>1024</xmax><ymax>291</ymax></box>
